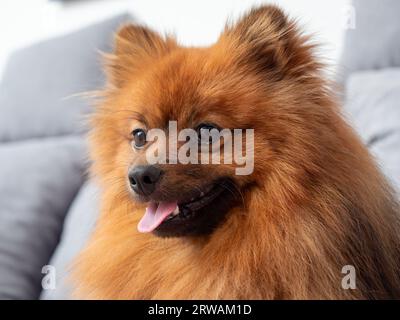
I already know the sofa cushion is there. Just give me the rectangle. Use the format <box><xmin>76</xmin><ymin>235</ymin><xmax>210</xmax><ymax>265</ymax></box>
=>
<box><xmin>0</xmin><ymin>13</ymin><xmax>132</xmax><ymax>142</ymax></box>
<box><xmin>345</xmin><ymin>68</ymin><xmax>400</xmax><ymax>192</ymax></box>
<box><xmin>40</xmin><ymin>182</ymin><xmax>99</xmax><ymax>300</ymax></box>
<box><xmin>339</xmin><ymin>0</ymin><xmax>400</xmax><ymax>81</ymax></box>
<box><xmin>0</xmin><ymin>136</ymin><xmax>86</xmax><ymax>299</ymax></box>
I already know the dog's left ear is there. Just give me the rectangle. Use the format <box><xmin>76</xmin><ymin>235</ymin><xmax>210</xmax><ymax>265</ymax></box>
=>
<box><xmin>105</xmin><ymin>24</ymin><xmax>177</xmax><ymax>88</ymax></box>
<box><xmin>219</xmin><ymin>5</ymin><xmax>319</xmax><ymax>80</ymax></box>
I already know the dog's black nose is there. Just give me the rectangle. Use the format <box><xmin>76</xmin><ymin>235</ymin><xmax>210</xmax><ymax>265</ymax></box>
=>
<box><xmin>128</xmin><ymin>165</ymin><xmax>162</xmax><ymax>196</ymax></box>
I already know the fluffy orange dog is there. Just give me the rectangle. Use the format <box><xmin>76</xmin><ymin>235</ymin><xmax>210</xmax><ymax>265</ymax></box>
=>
<box><xmin>74</xmin><ymin>6</ymin><xmax>400</xmax><ymax>299</ymax></box>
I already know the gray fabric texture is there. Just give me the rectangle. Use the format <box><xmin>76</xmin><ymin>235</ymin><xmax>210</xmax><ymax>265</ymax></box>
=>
<box><xmin>0</xmin><ymin>13</ymin><xmax>132</xmax><ymax>142</ymax></box>
<box><xmin>339</xmin><ymin>0</ymin><xmax>400</xmax><ymax>82</ymax></box>
<box><xmin>0</xmin><ymin>136</ymin><xmax>86</xmax><ymax>299</ymax></box>
<box><xmin>0</xmin><ymin>13</ymin><xmax>133</xmax><ymax>299</ymax></box>
<box><xmin>40</xmin><ymin>182</ymin><xmax>99</xmax><ymax>300</ymax></box>
<box><xmin>345</xmin><ymin>68</ymin><xmax>400</xmax><ymax>192</ymax></box>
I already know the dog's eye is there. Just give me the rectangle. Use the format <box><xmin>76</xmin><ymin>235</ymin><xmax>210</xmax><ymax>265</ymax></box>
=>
<box><xmin>196</xmin><ymin>123</ymin><xmax>220</xmax><ymax>144</ymax></box>
<box><xmin>131</xmin><ymin>129</ymin><xmax>147</xmax><ymax>149</ymax></box>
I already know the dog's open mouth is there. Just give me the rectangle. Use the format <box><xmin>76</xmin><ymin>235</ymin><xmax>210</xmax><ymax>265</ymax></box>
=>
<box><xmin>137</xmin><ymin>179</ymin><xmax>239</xmax><ymax>237</ymax></box>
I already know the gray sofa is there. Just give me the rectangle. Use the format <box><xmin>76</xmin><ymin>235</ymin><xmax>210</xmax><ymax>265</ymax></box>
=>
<box><xmin>0</xmin><ymin>0</ymin><xmax>399</xmax><ymax>300</ymax></box>
<box><xmin>0</xmin><ymin>13</ymin><xmax>133</xmax><ymax>299</ymax></box>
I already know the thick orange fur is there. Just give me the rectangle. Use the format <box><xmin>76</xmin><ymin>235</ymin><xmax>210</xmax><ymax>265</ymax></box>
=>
<box><xmin>73</xmin><ymin>6</ymin><xmax>400</xmax><ymax>299</ymax></box>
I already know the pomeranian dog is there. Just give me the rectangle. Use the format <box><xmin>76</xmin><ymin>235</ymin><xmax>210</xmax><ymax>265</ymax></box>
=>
<box><xmin>74</xmin><ymin>5</ymin><xmax>400</xmax><ymax>299</ymax></box>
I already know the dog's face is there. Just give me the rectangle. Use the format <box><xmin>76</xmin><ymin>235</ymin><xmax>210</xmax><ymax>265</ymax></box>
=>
<box><xmin>91</xmin><ymin>6</ymin><xmax>322</xmax><ymax>237</ymax></box>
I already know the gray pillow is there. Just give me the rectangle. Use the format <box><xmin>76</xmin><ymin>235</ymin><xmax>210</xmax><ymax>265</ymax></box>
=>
<box><xmin>339</xmin><ymin>0</ymin><xmax>400</xmax><ymax>81</ymax></box>
<box><xmin>0</xmin><ymin>136</ymin><xmax>86</xmax><ymax>299</ymax></box>
<box><xmin>40</xmin><ymin>182</ymin><xmax>99</xmax><ymax>300</ymax></box>
<box><xmin>345</xmin><ymin>68</ymin><xmax>400</xmax><ymax>192</ymax></box>
<box><xmin>0</xmin><ymin>13</ymin><xmax>132</xmax><ymax>142</ymax></box>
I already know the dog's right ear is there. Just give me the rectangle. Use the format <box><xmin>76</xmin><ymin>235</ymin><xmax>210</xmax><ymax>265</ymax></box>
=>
<box><xmin>105</xmin><ymin>24</ymin><xmax>176</xmax><ymax>88</ymax></box>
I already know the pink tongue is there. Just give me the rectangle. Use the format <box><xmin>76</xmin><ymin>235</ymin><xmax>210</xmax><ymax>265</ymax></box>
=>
<box><xmin>137</xmin><ymin>201</ymin><xmax>178</xmax><ymax>233</ymax></box>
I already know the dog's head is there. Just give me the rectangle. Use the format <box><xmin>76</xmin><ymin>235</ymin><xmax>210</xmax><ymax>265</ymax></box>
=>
<box><xmin>90</xmin><ymin>5</ymin><xmax>324</xmax><ymax>237</ymax></box>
